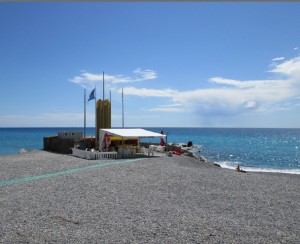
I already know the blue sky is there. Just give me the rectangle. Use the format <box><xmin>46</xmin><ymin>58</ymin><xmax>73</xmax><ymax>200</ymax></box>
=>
<box><xmin>1</xmin><ymin>2</ymin><xmax>300</xmax><ymax>128</ymax></box>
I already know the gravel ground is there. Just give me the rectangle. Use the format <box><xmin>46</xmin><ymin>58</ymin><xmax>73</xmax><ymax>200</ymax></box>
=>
<box><xmin>1</xmin><ymin>150</ymin><xmax>300</xmax><ymax>243</ymax></box>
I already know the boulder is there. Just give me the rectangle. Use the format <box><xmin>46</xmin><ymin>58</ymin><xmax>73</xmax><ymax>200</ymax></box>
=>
<box><xmin>187</xmin><ymin>141</ymin><xmax>193</xmax><ymax>147</ymax></box>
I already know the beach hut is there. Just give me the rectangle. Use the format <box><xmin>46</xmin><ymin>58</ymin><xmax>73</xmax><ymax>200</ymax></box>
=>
<box><xmin>99</xmin><ymin>128</ymin><xmax>166</xmax><ymax>157</ymax></box>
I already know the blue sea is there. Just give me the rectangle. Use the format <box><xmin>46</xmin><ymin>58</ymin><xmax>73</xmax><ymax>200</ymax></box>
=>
<box><xmin>0</xmin><ymin>127</ymin><xmax>300</xmax><ymax>175</ymax></box>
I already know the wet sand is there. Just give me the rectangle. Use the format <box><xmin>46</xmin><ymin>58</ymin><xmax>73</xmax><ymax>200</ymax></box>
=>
<box><xmin>1</xmin><ymin>150</ymin><xmax>300</xmax><ymax>243</ymax></box>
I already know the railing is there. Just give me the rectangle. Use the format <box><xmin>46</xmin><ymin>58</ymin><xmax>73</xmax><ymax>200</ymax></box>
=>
<box><xmin>72</xmin><ymin>148</ymin><xmax>118</xmax><ymax>160</ymax></box>
<box><xmin>71</xmin><ymin>146</ymin><xmax>163</xmax><ymax>160</ymax></box>
<box><xmin>97</xmin><ymin>151</ymin><xmax>118</xmax><ymax>160</ymax></box>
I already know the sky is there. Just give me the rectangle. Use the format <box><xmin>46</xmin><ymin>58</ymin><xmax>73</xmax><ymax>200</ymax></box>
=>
<box><xmin>1</xmin><ymin>2</ymin><xmax>300</xmax><ymax>128</ymax></box>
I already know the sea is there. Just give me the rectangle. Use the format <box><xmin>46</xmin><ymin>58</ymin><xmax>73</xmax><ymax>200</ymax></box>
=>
<box><xmin>0</xmin><ymin>127</ymin><xmax>300</xmax><ymax>175</ymax></box>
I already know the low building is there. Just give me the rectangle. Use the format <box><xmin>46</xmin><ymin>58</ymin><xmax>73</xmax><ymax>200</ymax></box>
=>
<box><xmin>58</xmin><ymin>131</ymin><xmax>83</xmax><ymax>142</ymax></box>
<box><xmin>44</xmin><ymin>131</ymin><xmax>83</xmax><ymax>154</ymax></box>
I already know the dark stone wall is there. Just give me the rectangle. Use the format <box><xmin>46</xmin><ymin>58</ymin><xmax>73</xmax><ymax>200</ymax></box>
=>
<box><xmin>43</xmin><ymin>136</ymin><xmax>74</xmax><ymax>154</ymax></box>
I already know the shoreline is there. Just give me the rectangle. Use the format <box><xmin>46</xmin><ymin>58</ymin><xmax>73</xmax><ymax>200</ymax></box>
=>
<box><xmin>141</xmin><ymin>142</ymin><xmax>300</xmax><ymax>176</ymax></box>
<box><xmin>218</xmin><ymin>162</ymin><xmax>300</xmax><ymax>175</ymax></box>
<box><xmin>1</xmin><ymin>150</ymin><xmax>299</xmax><ymax>243</ymax></box>
<box><xmin>1</xmin><ymin>148</ymin><xmax>300</xmax><ymax>176</ymax></box>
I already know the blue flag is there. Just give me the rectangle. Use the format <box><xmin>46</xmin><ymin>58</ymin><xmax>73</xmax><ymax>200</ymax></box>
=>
<box><xmin>88</xmin><ymin>88</ymin><xmax>95</xmax><ymax>102</ymax></box>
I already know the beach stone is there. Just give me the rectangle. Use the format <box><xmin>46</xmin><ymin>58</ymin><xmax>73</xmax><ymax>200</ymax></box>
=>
<box><xmin>1</xmin><ymin>150</ymin><xmax>300</xmax><ymax>243</ymax></box>
<box><xmin>19</xmin><ymin>148</ymin><xmax>28</xmax><ymax>154</ymax></box>
<box><xmin>187</xmin><ymin>141</ymin><xmax>193</xmax><ymax>147</ymax></box>
<box><xmin>183</xmin><ymin>151</ymin><xmax>194</xmax><ymax>157</ymax></box>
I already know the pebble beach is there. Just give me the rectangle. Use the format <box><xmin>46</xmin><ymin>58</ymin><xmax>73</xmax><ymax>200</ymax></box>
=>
<box><xmin>1</xmin><ymin>150</ymin><xmax>300</xmax><ymax>243</ymax></box>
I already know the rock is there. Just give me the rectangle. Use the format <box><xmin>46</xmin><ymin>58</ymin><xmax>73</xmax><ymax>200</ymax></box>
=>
<box><xmin>19</xmin><ymin>148</ymin><xmax>28</xmax><ymax>154</ymax></box>
<box><xmin>183</xmin><ymin>151</ymin><xmax>194</xmax><ymax>157</ymax></box>
<box><xmin>187</xmin><ymin>141</ymin><xmax>193</xmax><ymax>147</ymax></box>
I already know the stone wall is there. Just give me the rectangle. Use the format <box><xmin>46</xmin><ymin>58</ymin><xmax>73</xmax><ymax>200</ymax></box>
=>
<box><xmin>43</xmin><ymin>136</ymin><xmax>75</xmax><ymax>154</ymax></box>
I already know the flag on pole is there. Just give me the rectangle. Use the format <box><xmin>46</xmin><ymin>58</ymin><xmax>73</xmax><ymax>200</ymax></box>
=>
<box><xmin>88</xmin><ymin>88</ymin><xmax>96</xmax><ymax>102</ymax></box>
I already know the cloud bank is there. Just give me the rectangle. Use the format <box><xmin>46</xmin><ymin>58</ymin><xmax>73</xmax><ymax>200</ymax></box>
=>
<box><xmin>121</xmin><ymin>56</ymin><xmax>300</xmax><ymax>116</ymax></box>
<box><xmin>69</xmin><ymin>55</ymin><xmax>300</xmax><ymax>118</ymax></box>
<box><xmin>69</xmin><ymin>68</ymin><xmax>157</xmax><ymax>89</ymax></box>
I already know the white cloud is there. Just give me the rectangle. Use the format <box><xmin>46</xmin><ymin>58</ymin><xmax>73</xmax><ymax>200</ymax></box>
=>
<box><xmin>269</xmin><ymin>56</ymin><xmax>300</xmax><ymax>78</ymax></box>
<box><xmin>244</xmin><ymin>100</ymin><xmax>257</xmax><ymax>109</ymax></box>
<box><xmin>209</xmin><ymin>77</ymin><xmax>246</xmax><ymax>88</ymax></box>
<box><xmin>69</xmin><ymin>68</ymin><xmax>157</xmax><ymax>88</ymax></box>
<box><xmin>122</xmin><ymin>87</ymin><xmax>178</xmax><ymax>97</ymax></box>
<box><xmin>148</xmin><ymin>103</ymin><xmax>185</xmax><ymax>112</ymax></box>
<box><xmin>272</xmin><ymin>57</ymin><xmax>285</xmax><ymax>61</ymax></box>
<box><xmin>68</xmin><ymin>55</ymin><xmax>300</xmax><ymax>120</ymax></box>
<box><xmin>121</xmin><ymin>55</ymin><xmax>300</xmax><ymax>116</ymax></box>
<box><xmin>172</xmin><ymin>88</ymin><xmax>258</xmax><ymax>115</ymax></box>
<box><xmin>133</xmin><ymin>68</ymin><xmax>157</xmax><ymax>80</ymax></box>
<box><xmin>69</xmin><ymin>73</ymin><xmax>102</xmax><ymax>89</ymax></box>
<box><xmin>148</xmin><ymin>107</ymin><xmax>184</xmax><ymax>112</ymax></box>
<box><xmin>294</xmin><ymin>47</ymin><xmax>299</xmax><ymax>50</ymax></box>
<box><xmin>209</xmin><ymin>77</ymin><xmax>273</xmax><ymax>89</ymax></box>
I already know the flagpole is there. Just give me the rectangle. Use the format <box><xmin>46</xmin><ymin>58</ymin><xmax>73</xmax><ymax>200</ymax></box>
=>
<box><xmin>94</xmin><ymin>86</ymin><xmax>97</xmax><ymax>143</ymax></box>
<box><xmin>102</xmin><ymin>71</ymin><xmax>105</xmax><ymax>129</ymax></box>
<box><xmin>122</xmin><ymin>88</ymin><xmax>124</xmax><ymax>128</ymax></box>
<box><xmin>121</xmin><ymin>88</ymin><xmax>124</xmax><ymax>158</ymax></box>
<box><xmin>103</xmin><ymin>71</ymin><xmax>105</xmax><ymax>101</ymax></box>
<box><xmin>84</xmin><ymin>88</ymin><xmax>86</xmax><ymax>139</ymax></box>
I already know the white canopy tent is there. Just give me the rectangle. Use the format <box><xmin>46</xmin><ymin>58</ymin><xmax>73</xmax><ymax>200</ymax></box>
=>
<box><xmin>99</xmin><ymin>128</ymin><xmax>166</xmax><ymax>153</ymax></box>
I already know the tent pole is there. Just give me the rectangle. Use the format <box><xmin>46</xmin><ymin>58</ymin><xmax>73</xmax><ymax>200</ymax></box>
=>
<box><xmin>84</xmin><ymin>89</ymin><xmax>86</xmax><ymax>139</ymax></box>
<box><xmin>165</xmin><ymin>132</ymin><xmax>168</xmax><ymax>155</ymax></box>
<box><xmin>122</xmin><ymin>88</ymin><xmax>124</xmax><ymax>128</ymax></box>
<box><xmin>122</xmin><ymin>137</ymin><xmax>124</xmax><ymax>158</ymax></box>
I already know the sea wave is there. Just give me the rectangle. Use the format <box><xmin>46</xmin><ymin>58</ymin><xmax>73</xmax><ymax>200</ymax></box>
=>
<box><xmin>218</xmin><ymin>161</ymin><xmax>300</xmax><ymax>175</ymax></box>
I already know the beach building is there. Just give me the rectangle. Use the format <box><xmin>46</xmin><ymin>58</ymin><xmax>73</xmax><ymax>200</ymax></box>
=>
<box><xmin>44</xmin><ymin>131</ymin><xmax>83</xmax><ymax>154</ymax></box>
<box><xmin>72</xmin><ymin>128</ymin><xmax>166</xmax><ymax>160</ymax></box>
<box><xmin>99</xmin><ymin>128</ymin><xmax>166</xmax><ymax>155</ymax></box>
<box><xmin>58</xmin><ymin>131</ymin><xmax>82</xmax><ymax>142</ymax></box>
<box><xmin>45</xmin><ymin>84</ymin><xmax>167</xmax><ymax>159</ymax></box>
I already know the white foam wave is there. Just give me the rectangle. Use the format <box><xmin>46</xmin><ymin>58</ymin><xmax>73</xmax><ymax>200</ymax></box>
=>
<box><xmin>218</xmin><ymin>161</ymin><xmax>300</xmax><ymax>175</ymax></box>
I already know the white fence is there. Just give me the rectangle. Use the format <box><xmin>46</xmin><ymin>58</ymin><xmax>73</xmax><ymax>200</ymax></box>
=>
<box><xmin>72</xmin><ymin>148</ymin><xmax>118</xmax><ymax>160</ymax></box>
<box><xmin>72</xmin><ymin>146</ymin><xmax>164</xmax><ymax>160</ymax></box>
